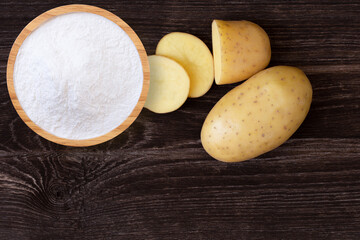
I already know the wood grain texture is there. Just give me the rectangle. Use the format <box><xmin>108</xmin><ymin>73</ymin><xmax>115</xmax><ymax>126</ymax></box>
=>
<box><xmin>6</xmin><ymin>4</ymin><xmax>150</xmax><ymax>147</ymax></box>
<box><xmin>0</xmin><ymin>0</ymin><xmax>360</xmax><ymax>239</ymax></box>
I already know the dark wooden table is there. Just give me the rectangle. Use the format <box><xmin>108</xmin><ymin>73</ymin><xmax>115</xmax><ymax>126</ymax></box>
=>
<box><xmin>1</xmin><ymin>0</ymin><xmax>360</xmax><ymax>239</ymax></box>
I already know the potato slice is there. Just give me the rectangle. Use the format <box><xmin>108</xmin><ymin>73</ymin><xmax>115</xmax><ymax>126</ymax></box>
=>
<box><xmin>212</xmin><ymin>20</ymin><xmax>271</xmax><ymax>85</ymax></box>
<box><xmin>156</xmin><ymin>32</ymin><xmax>214</xmax><ymax>98</ymax></box>
<box><xmin>144</xmin><ymin>55</ymin><xmax>190</xmax><ymax>114</ymax></box>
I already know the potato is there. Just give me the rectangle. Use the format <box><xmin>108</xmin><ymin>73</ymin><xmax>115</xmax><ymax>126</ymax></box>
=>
<box><xmin>156</xmin><ymin>32</ymin><xmax>214</xmax><ymax>98</ymax></box>
<box><xmin>201</xmin><ymin>66</ymin><xmax>312</xmax><ymax>162</ymax></box>
<box><xmin>144</xmin><ymin>55</ymin><xmax>190</xmax><ymax>114</ymax></box>
<box><xmin>212</xmin><ymin>20</ymin><xmax>271</xmax><ymax>85</ymax></box>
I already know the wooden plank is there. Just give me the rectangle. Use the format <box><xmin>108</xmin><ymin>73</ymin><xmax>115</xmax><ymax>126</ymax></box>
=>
<box><xmin>0</xmin><ymin>139</ymin><xmax>359</xmax><ymax>239</ymax></box>
<box><xmin>0</xmin><ymin>0</ymin><xmax>359</xmax><ymax>239</ymax></box>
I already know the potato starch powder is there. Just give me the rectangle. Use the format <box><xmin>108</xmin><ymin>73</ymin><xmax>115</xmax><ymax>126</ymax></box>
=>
<box><xmin>14</xmin><ymin>12</ymin><xmax>143</xmax><ymax>140</ymax></box>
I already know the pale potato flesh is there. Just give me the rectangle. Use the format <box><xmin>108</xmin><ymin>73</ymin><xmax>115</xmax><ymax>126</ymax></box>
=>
<box><xmin>156</xmin><ymin>32</ymin><xmax>214</xmax><ymax>98</ymax></box>
<box><xmin>212</xmin><ymin>20</ymin><xmax>271</xmax><ymax>85</ymax></box>
<box><xmin>201</xmin><ymin>66</ymin><xmax>312</xmax><ymax>162</ymax></box>
<box><xmin>145</xmin><ymin>55</ymin><xmax>190</xmax><ymax>114</ymax></box>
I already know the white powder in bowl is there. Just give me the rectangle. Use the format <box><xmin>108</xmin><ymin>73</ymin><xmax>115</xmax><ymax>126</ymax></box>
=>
<box><xmin>14</xmin><ymin>12</ymin><xmax>143</xmax><ymax>140</ymax></box>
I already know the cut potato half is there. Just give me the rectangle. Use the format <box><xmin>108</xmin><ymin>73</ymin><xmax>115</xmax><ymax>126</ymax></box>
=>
<box><xmin>145</xmin><ymin>55</ymin><xmax>190</xmax><ymax>114</ymax></box>
<box><xmin>156</xmin><ymin>32</ymin><xmax>214</xmax><ymax>98</ymax></box>
<box><xmin>212</xmin><ymin>20</ymin><xmax>271</xmax><ymax>85</ymax></box>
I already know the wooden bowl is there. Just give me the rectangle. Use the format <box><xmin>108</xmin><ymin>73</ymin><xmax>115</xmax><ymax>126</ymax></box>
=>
<box><xmin>6</xmin><ymin>4</ymin><xmax>150</xmax><ymax>147</ymax></box>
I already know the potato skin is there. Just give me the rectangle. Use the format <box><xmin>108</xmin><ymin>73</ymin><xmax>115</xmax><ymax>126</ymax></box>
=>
<box><xmin>201</xmin><ymin>66</ymin><xmax>312</xmax><ymax>162</ymax></box>
<box><xmin>212</xmin><ymin>20</ymin><xmax>271</xmax><ymax>85</ymax></box>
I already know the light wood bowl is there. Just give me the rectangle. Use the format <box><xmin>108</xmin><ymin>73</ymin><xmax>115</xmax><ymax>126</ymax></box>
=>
<box><xmin>6</xmin><ymin>4</ymin><xmax>150</xmax><ymax>147</ymax></box>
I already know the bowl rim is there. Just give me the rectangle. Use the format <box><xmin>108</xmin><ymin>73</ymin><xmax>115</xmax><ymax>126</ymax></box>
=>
<box><xmin>6</xmin><ymin>4</ymin><xmax>150</xmax><ymax>147</ymax></box>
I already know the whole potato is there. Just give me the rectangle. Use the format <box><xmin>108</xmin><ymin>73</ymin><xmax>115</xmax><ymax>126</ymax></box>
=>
<box><xmin>201</xmin><ymin>66</ymin><xmax>312</xmax><ymax>162</ymax></box>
